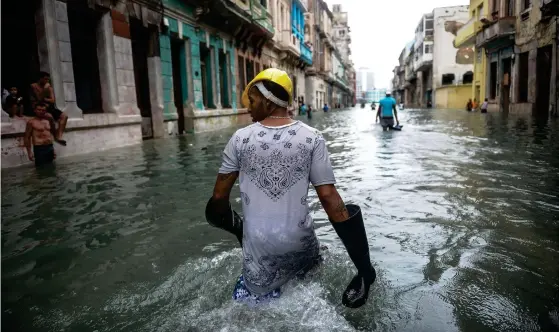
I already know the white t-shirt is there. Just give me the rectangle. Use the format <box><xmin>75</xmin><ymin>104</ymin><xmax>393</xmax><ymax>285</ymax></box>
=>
<box><xmin>219</xmin><ymin>121</ymin><xmax>336</xmax><ymax>295</ymax></box>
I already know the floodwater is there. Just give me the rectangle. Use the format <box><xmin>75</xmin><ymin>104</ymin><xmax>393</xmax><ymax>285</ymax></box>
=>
<box><xmin>2</xmin><ymin>108</ymin><xmax>559</xmax><ymax>332</ymax></box>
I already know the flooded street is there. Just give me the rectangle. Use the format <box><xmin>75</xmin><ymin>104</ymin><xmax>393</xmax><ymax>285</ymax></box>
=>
<box><xmin>2</xmin><ymin>108</ymin><xmax>559</xmax><ymax>332</ymax></box>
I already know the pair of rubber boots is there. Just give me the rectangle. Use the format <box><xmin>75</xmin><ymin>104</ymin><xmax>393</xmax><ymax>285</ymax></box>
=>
<box><xmin>205</xmin><ymin>198</ymin><xmax>376</xmax><ymax>308</ymax></box>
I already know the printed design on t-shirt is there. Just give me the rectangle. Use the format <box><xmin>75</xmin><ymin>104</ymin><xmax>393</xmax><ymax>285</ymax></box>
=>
<box><xmin>260</xmin><ymin>143</ymin><xmax>269</xmax><ymax>150</ymax></box>
<box><xmin>298</xmin><ymin>214</ymin><xmax>312</xmax><ymax>229</ymax></box>
<box><xmin>243</xmin><ymin>235</ymin><xmax>319</xmax><ymax>289</ymax></box>
<box><xmin>239</xmin><ymin>143</ymin><xmax>313</xmax><ymax>201</ymax></box>
<box><xmin>240</xmin><ymin>192</ymin><xmax>251</xmax><ymax>205</ymax></box>
<box><xmin>258</xmin><ymin>131</ymin><xmax>266</xmax><ymax>137</ymax></box>
<box><xmin>300</xmin><ymin>195</ymin><xmax>307</xmax><ymax>205</ymax></box>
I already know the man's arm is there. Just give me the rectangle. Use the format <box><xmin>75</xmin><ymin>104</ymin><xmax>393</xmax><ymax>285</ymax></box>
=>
<box><xmin>44</xmin><ymin>85</ymin><xmax>55</xmax><ymax>104</ymax></box>
<box><xmin>315</xmin><ymin>184</ymin><xmax>349</xmax><ymax>222</ymax></box>
<box><xmin>376</xmin><ymin>107</ymin><xmax>381</xmax><ymax>122</ymax></box>
<box><xmin>211</xmin><ymin>172</ymin><xmax>239</xmax><ymax>212</ymax></box>
<box><xmin>393</xmin><ymin>104</ymin><xmax>399</xmax><ymax>124</ymax></box>
<box><xmin>24</xmin><ymin>121</ymin><xmax>34</xmax><ymax>161</ymax></box>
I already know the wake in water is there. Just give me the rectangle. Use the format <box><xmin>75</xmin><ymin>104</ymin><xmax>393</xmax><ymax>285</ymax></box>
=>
<box><xmin>33</xmin><ymin>248</ymin><xmax>397</xmax><ymax>332</ymax></box>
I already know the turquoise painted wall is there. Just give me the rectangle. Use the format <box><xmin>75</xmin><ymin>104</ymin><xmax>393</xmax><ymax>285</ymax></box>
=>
<box><xmin>158</xmin><ymin>7</ymin><xmax>237</xmax><ymax>113</ymax></box>
<box><xmin>159</xmin><ymin>34</ymin><xmax>175</xmax><ymax>119</ymax></box>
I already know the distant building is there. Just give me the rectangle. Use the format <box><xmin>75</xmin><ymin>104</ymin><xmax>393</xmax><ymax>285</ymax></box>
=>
<box><xmin>366</xmin><ymin>71</ymin><xmax>375</xmax><ymax>91</ymax></box>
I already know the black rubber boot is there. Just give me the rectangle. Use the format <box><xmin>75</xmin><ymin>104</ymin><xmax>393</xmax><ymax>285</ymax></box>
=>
<box><xmin>331</xmin><ymin>204</ymin><xmax>376</xmax><ymax>308</ymax></box>
<box><xmin>205</xmin><ymin>197</ymin><xmax>243</xmax><ymax>246</ymax></box>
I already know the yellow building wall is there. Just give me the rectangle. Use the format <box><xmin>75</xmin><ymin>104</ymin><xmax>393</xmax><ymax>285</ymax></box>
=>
<box><xmin>435</xmin><ymin>85</ymin><xmax>472</xmax><ymax>109</ymax></box>
<box><xmin>469</xmin><ymin>0</ymin><xmax>488</xmax><ymax>103</ymax></box>
<box><xmin>472</xmin><ymin>51</ymin><xmax>487</xmax><ymax>103</ymax></box>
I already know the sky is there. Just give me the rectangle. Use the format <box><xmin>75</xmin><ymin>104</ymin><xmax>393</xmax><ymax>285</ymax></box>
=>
<box><xmin>325</xmin><ymin>0</ymin><xmax>468</xmax><ymax>89</ymax></box>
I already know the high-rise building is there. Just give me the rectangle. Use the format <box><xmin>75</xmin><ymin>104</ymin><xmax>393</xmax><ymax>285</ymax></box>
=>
<box><xmin>366</xmin><ymin>71</ymin><xmax>375</xmax><ymax>91</ymax></box>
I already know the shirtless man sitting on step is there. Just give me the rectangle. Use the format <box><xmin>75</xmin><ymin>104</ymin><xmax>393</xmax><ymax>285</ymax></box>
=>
<box><xmin>30</xmin><ymin>71</ymin><xmax>68</xmax><ymax>145</ymax></box>
<box><xmin>25</xmin><ymin>103</ymin><xmax>57</xmax><ymax>167</ymax></box>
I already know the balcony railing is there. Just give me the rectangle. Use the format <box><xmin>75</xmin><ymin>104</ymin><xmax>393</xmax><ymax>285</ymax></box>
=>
<box><xmin>300</xmin><ymin>43</ymin><xmax>313</xmax><ymax>65</ymax></box>
<box><xmin>250</xmin><ymin>0</ymin><xmax>274</xmax><ymax>34</ymax></box>
<box><xmin>476</xmin><ymin>16</ymin><xmax>516</xmax><ymax>48</ymax></box>
<box><xmin>280</xmin><ymin>30</ymin><xmax>300</xmax><ymax>56</ymax></box>
<box><xmin>413</xmin><ymin>53</ymin><xmax>433</xmax><ymax>72</ymax></box>
<box><xmin>454</xmin><ymin>17</ymin><xmax>477</xmax><ymax>47</ymax></box>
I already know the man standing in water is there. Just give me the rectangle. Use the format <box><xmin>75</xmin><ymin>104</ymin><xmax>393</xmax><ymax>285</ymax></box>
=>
<box><xmin>24</xmin><ymin>102</ymin><xmax>56</xmax><ymax>167</ymax></box>
<box><xmin>376</xmin><ymin>91</ymin><xmax>399</xmax><ymax>131</ymax></box>
<box><xmin>205</xmin><ymin>68</ymin><xmax>376</xmax><ymax>308</ymax></box>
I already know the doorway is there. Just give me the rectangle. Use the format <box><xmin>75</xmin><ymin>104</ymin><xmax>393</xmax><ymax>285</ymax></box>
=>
<box><xmin>501</xmin><ymin>57</ymin><xmax>511</xmax><ymax>112</ymax></box>
<box><xmin>489</xmin><ymin>61</ymin><xmax>497</xmax><ymax>99</ymax></box>
<box><xmin>171</xmin><ymin>39</ymin><xmax>186</xmax><ymax>133</ymax></box>
<box><xmin>130</xmin><ymin>19</ymin><xmax>152</xmax><ymax>138</ymax></box>
<box><xmin>200</xmin><ymin>43</ymin><xmax>213</xmax><ymax>108</ymax></box>
<box><xmin>218</xmin><ymin>51</ymin><xmax>229</xmax><ymax>107</ymax></box>
<box><xmin>536</xmin><ymin>46</ymin><xmax>552</xmax><ymax>118</ymax></box>
<box><xmin>1</xmin><ymin>0</ymin><xmax>40</xmax><ymax>116</ymax></box>
<box><xmin>67</xmin><ymin>1</ymin><xmax>103</xmax><ymax>113</ymax></box>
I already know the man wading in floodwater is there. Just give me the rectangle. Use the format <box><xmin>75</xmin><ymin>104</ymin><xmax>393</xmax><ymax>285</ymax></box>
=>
<box><xmin>376</xmin><ymin>91</ymin><xmax>400</xmax><ymax>131</ymax></box>
<box><xmin>205</xmin><ymin>68</ymin><xmax>376</xmax><ymax>307</ymax></box>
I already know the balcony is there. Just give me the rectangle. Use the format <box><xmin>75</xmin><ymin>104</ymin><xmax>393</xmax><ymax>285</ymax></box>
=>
<box><xmin>454</xmin><ymin>17</ymin><xmax>479</xmax><ymax>48</ymax></box>
<box><xmin>250</xmin><ymin>0</ymin><xmax>274</xmax><ymax>35</ymax></box>
<box><xmin>405</xmin><ymin>68</ymin><xmax>416</xmax><ymax>81</ymax></box>
<box><xmin>476</xmin><ymin>16</ymin><xmax>515</xmax><ymax>49</ymax></box>
<box><xmin>300</xmin><ymin>42</ymin><xmax>312</xmax><ymax>65</ymax></box>
<box><xmin>413</xmin><ymin>53</ymin><xmax>433</xmax><ymax>72</ymax></box>
<box><xmin>323</xmin><ymin>32</ymin><xmax>334</xmax><ymax>48</ymax></box>
<box><xmin>279</xmin><ymin>30</ymin><xmax>300</xmax><ymax>57</ymax></box>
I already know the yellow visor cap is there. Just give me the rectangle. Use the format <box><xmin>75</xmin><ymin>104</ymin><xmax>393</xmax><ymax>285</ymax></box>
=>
<box><xmin>241</xmin><ymin>68</ymin><xmax>293</xmax><ymax>108</ymax></box>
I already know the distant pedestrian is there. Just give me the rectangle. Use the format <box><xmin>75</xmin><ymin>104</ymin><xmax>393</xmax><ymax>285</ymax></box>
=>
<box><xmin>323</xmin><ymin>103</ymin><xmax>329</xmax><ymax>112</ymax></box>
<box><xmin>376</xmin><ymin>91</ymin><xmax>400</xmax><ymax>131</ymax></box>
<box><xmin>300</xmin><ymin>102</ymin><xmax>307</xmax><ymax>115</ymax></box>
<box><xmin>480</xmin><ymin>98</ymin><xmax>488</xmax><ymax>113</ymax></box>
<box><xmin>466</xmin><ymin>99</ymin><xmax>473</xmax><ymax>112</ymax></box>
<box><xmin>472</xmin><ymin>98</ymin><xmax>479</xmax><ymax>111</ymax></box>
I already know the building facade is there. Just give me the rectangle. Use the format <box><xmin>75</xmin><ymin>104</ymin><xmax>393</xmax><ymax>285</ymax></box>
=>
<box><xmin>1</xmin><ymin>0</ymin><xmax>355</xmax><ymax>168</ymax></box>
<box><xmin>477</xmin><ymin>0</ymin><xmax>557</xmax><ymax>116</ymax></box>
<box><xmin>432</xmin><ymin>6</ymin><xmax>474</xmax><ymax>109</ymax></box>
<box><xmin>454</xmin><ymin>0</ymin><xmax>489</xmax><ymax>106</ymax></box>
<box><xmin>394</xmin><ymin>6</ymin><xmax>474</xmax><ymax>108</ymax></box>
<box><xmin>453</xmin><ymin>0</ymin><xmax>557</xmax><ymax>116</ymax></box>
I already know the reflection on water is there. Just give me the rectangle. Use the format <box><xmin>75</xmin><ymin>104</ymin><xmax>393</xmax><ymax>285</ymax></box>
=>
<box><xmin>2</xmin><ymin>109</ymin><xmax>559</xmax><ymax>332</ymax></box>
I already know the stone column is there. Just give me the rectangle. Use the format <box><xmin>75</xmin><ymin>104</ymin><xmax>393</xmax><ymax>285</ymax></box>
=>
<box><xmin>527</xmin><ymin>48</ymin><xmax>537</xmax><ymax>104</ymax></box>
<box><xmin>39</xmin><ymin>0</ymin><xmax>81</xmax><ymax>118</ymax></box>
<box><xmin>211</xmin><ymin>46</ymin><xmax>221</xmax><ymax>109</ymax></box>
<box><xmin>110</xmin><ymin>10</ymin><xmax>140</xmax><ymax>116</ymax></box>
<box><xmin>228</xmin><ymin>44</ymin><xmax>237</xmax><ymax>111</ymax></box>
<box><xmin>147</xmin><ymin>28</ymin><xmax>165</xmax><ymax>138</ymax></box>
<box><xmin>98</xmin><ymin>11</ymin><xmax>119</xmax><ymax>114</ymax></box>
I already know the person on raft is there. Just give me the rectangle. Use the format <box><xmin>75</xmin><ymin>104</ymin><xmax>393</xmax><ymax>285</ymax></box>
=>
<box><xmin>205</xmin><ymin>68</ymin><xmax>376</xmax><ymax>307</ymax></box>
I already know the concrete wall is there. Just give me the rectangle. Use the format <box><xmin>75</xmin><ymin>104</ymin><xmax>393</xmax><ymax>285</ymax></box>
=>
<box><xmin>433</xmin><ymin>6</ymin><xmax>473</xmax><ymax>89</ymax></box>
<box><xmin>435</xmin><ymin>84</ymin><xmax>472</xmax><ymax>109</ymax></box>
<box><xmin>2</xmin><ymin>115</ymin><xmax>141</xmax><ymax>168</ymax></box>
